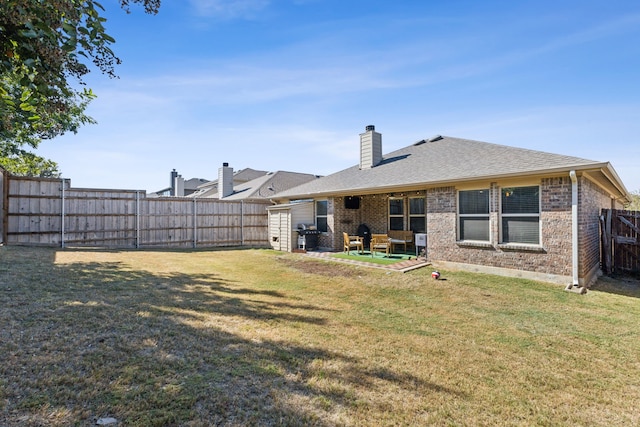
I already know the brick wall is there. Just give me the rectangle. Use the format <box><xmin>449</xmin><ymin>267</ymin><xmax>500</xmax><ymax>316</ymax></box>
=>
<box><xmin>578</xmin><ymin>177</ymin><xmax>611</xmax><ymax>281</ymax></box>
<box><xmin>540</xmin><ymin>177</ymin><xmax>573</xmax><ymax>276</ymax></box>
<box><xmin>319</xmin><ymin>174</ymin><xmax>611</xmax><ymax>284</ymax></box>
<box><xmin>328</xmin><ymin>195</ymin><xmax>389</xmax><ymax>249</ymax></box>
<box><xmin>426</xmin><ymin>179</ymin><xmax>573</xmax><ymax>279</ymax></box>
<box><xmin>426</xmin><ymin>187</ymin><xmax>457</xmax><ymax>260</ymax></box>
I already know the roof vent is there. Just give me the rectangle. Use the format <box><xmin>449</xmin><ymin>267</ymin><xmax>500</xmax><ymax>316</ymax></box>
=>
<box><xmin>414</xmin><ymin>139</ymin><xmax>427</xmax><ymax>146</ymax></box>
<box><xmin>428</xmin><ymin>135</ymin><xmax>443</xmax><ymax>142</ymax></box>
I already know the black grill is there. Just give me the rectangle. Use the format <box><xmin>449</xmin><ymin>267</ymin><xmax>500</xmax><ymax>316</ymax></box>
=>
<box><xmin>297</xmin><ymin>229</ymin><xmax>321</xmax><ymax>236</ymax></box>
<box><xmin>297</xmin><ymin>228</ymin><xmax>320</xmax><ymax>250</ymax></box>
<box><xmin>357</xmin><ymin>223</ymin><xmax>371</xmax><ymax>247</ymax></box>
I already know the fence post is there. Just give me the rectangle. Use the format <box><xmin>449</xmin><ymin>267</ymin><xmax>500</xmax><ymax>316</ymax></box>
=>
<box><xmin>135</xmin><ymin>191</ymin><xmax>140</xmax><ymax>248</ymax></box>
<box><xmin>193</xmin><ymin>198</ymin><xmax>197</xmax><ymax>248</ymax></box>
<box><xmin>0</xmin><ymin>169</ymin><xmax>6</xmax><ymax>244</ymax></box>
<box><xmin>241</xmin><ymin>200</ymin><xmax>244</xmax><ymax>246</ymax></box>
<box><xmin>60</xmin><ymin>178</ymin><xmax>66</xmax><ymax>248</ymax></box>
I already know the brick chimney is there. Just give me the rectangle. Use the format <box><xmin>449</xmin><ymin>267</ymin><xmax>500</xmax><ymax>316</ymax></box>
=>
<box><xmin>218</xmin><ymin>162</ymin><xmax>234</xmax><ymax>198</ymax></box>
<box><xmin>360</xmin><ymin>125</ymin><xmax>382</xmax><ymax>169</ymax></box>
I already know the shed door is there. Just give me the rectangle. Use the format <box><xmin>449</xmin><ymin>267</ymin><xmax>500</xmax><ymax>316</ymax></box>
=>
<box><xmin>269</xmin><ymin>210</ymin><xmax>291</xmax><ymax>252</ymax></box>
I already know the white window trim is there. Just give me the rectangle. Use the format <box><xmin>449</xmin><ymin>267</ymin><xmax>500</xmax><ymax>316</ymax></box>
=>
<box><xmin>388</xmin><ymin>197</ymin><xmax>405</xmax><ymax>230</ymax></box>
<box><xmin>408</xmin><ymin>196</ymin><xmax>426</xmax><ymax>232</ymax></box>
<box><xmin>499</xmin><ymin>185</ymin><xmax>542</xmax><ymax>246</ymax></box>
<box><xmin>457</xmin><ymin>189</ymin><xmax>491</xmax><ymax>243</ymax></box>
<box><xmin>315</xmin><ymin>199</ymin><xmax>328</xmax><ymax>233</ymax></box>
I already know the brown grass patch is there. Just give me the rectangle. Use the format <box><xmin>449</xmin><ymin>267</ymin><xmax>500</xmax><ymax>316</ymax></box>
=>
<box><xmin>1</xmin><ymin>246</ymin><xmax>639</xmax><ymax>426</ymax></box>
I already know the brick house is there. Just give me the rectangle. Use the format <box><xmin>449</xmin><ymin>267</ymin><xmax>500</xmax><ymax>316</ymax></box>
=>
<box><xmin>272</xmin><ymin>126</ymin><xmax>630</xmax><ymax>287</ymax></box>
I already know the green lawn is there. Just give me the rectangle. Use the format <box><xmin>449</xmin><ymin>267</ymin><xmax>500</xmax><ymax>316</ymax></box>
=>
<box><xmin>1</xmin><ymin>246</ymin><xmax>639</xmax><ymax>426</ymax></box>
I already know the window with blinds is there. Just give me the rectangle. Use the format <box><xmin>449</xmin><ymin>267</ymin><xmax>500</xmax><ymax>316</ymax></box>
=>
<box><xmin>409</xmin><ymin>197</ymin><xmax>426</xmax><ymax>233</ymax></box>
<box><xmin>458</xmin><ymin>189</ymin><xmax>490</xmax><ymax>241</ymax></box>
<box><xmin>388</xmin><ymin>198</ymin><xmax>404</xmax><ymax>230</ymax></box>
<box><xmin>501</xmin><ymin>186</ymin><xmax>540</xmax><ymax>244</ymax></box>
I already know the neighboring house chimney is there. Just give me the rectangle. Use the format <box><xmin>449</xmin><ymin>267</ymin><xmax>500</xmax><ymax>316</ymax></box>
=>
<box><xmin>170</xmin><ymin>169</ymin><xmax>178</xmax><ymax>195</ymax></box>
<box><xmin>174</xmin><ymin>175</ymin><xmax>185</xmax><ymax>197</ymax></box>
<box><xmin>219</xmin><ymin>162</ymin><xmax>234</xmax><ymax>198</ymax></box>
<box><xmin>360</xmin><ymin>125</ymin><xmax>382</xmax><ymax>169</ymax></box>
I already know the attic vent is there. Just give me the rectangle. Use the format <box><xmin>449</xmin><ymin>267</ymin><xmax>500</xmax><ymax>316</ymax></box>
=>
<box><xmin>428</xmin><ymin>135</ymin><xmax>443</xmax><ymax>142</ymax></box>
<box><xmin>414</xmin><ymin>139</ymin><xmax>427</xmax><ymax>146</ymax></box>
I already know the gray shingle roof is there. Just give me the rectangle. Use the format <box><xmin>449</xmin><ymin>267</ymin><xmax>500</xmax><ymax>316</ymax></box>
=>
<box><xmin>193</xmin><ymin>170</ymin><xmax>321</xmax><ymax>200</ymax></box>
<box><xmin>274</xmin><ymin>136</ymin><xmax>606</xmax><ymax>199</ymax></box>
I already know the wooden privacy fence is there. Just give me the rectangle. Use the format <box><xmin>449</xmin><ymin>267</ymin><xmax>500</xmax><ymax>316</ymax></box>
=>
<box><xmin>2</xmin><ymin>175</ymin><xmax>271</xmax><ymax>248</ymax></box>
<box><xmin>600</xmin><ymin>208</ymin><xmax>640</xmax><ymax>274</ymax></box>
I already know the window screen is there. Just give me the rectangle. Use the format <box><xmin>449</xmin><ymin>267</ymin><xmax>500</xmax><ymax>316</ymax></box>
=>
<box><xmin>316</xmin><ymin>200</ymin><xmax>328</xmax><ymax>232</ymax></box>
<box><xmin>458</xmin><ymin>190</ymin><xmax>490</xmax><ymax>241</ymax></box>
<box><xmin>502</xmin><ymin>186</ymin><xmax>539</xmax><ymax>214</ymax></box>
<box><xmin>501</xmin><ymin>186</ymin><xmax>540</xmax><ymax>244</ymax></box>
<box><xmin>389</xmin><ymin>198</ymin><xmax>404</xmax><ymax>230</ymax></box>
<box><xmin>409</xmin><ymin>197</ymin><xmax>426</xmax><ymax>233</ymax></box>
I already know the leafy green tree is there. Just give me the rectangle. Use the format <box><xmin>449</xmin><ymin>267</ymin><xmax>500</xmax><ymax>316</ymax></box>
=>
<box><xmin>0</xmin><ymin>0</ymin><xmax>160</xmax><ymax>175</ymax></box>
<box><xmin>0</xmin><ymin>151</ymin><xmax>60</xmax><ymax>177</ymax></box>
<box><xmin>626</xmin><ymin>190</ymin><xmax>640</xmax><ymax>211</ymax></box>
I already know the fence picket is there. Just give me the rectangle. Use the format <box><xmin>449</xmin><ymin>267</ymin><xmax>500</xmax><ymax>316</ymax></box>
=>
<box><xmin>601</xmin><ymin>208</ymin><xmax>640</xmax><ymax>274</ymax></box>
<box><xmin>2</xmin><ymin>175</ymin><xmax>270</xmax><ymax>248</ymax></box>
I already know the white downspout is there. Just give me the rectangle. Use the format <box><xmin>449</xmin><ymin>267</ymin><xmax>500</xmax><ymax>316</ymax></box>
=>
<box><xmin>570</xmin><ymin>170</ymin><xmax>579</xmax><ymax>287</ymax></box>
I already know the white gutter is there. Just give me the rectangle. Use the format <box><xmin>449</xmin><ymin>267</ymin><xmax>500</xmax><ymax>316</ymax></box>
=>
<box><xmin>570</xmin><ymin>170</ymin><xmax>579</xmax><ymax>287</ymax></box>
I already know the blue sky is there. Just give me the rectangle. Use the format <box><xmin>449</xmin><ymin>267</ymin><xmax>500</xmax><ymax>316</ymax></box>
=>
<box><xmin>40</xmin><ymin>0</ymin><xmax>640</xmax><ymax>193</ymax></box>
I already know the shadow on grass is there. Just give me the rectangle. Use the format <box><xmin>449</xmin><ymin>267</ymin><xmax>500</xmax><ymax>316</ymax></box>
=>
<box><xmin>591</xmin><ymin>273</ymin><xmax>640</xmax><ymax>298</ymax></box>
<box><xmin>0</xmin><ymin>247</ymin><xmax>463</xmax><ymax>426</ymax></box>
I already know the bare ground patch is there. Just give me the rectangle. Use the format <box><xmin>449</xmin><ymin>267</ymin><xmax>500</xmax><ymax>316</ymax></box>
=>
<box><xmin>276</xmin><ymin>255</ymin><xmax>365</xmax><ymax>278</ymax></box>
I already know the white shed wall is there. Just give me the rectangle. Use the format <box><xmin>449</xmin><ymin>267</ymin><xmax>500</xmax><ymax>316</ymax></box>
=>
<box><xmin>267</xmin><ymin>202</ymin><xmax>314</xmax><ymax>252</ymax></box>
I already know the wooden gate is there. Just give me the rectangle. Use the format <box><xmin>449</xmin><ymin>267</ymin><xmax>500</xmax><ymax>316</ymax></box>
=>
<box><xmin>601</xmin><ymin>209</ymin><xmax>640</xmax><ymax>274</ymax></box>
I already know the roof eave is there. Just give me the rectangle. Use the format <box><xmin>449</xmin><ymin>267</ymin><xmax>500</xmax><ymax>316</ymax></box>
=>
<box><xmin>274</xmin><ymin>162</ymin><xmax>631</xmax><ymax>202</ymax></box>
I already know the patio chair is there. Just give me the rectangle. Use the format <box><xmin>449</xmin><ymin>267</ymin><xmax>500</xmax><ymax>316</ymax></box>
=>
<box><xmin>370</xmin><ymin>233</ymin><xmax>391</xmax><ymax>257</ymax></box>
<box><xmin>343</xmin><ymin>232</ymin><xmax>364</xmax><ymax>254</ymax></box>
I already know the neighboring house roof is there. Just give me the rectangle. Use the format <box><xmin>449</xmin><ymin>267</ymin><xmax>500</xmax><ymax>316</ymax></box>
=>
<box><xmin>190</xmin><ymin>168</ymin><xmax>269</xmax><ymax>197</ymax></box>
<box><xmin>193</xmin><ymin>170</ymin><xmax>321</xmax><ymax>200</ymax></box>
<box><xmin>149</xmin><ymin>187</ymin><xmax>172</xmax><ymax>198</ymax></box>
<box><xmin>227</xmin><ymin>168</ymin><xmax>269</xmax><ymax>184</ymax></box>
<box><xmin>148</xmin><ymin>178</ymin><xmax>209</xmax><ymax>197</ymax></box>
<box><xmin>148</xmin><ymin>169</ymin><xmax>211</xmax><ymax>197</ymax></box>
<box><xmin>185</xmin><ymin>177</ymin><xmax>210</xmax><ymax>190</ymax></box>
<box><xmin>273</xmin><ymin>135</ymin><xmax>629</xmax><ymax>201</ymax></box>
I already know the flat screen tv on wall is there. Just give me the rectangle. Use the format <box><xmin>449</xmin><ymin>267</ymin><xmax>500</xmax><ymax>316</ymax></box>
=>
<box><xmin>344</xmin><ymin>196</ymin><xmax>360</xmax><ymax>210</ymax></box>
